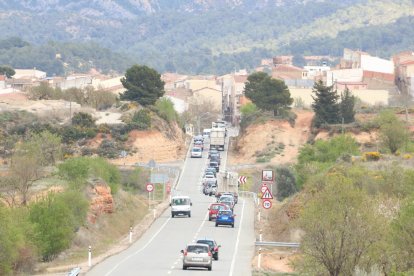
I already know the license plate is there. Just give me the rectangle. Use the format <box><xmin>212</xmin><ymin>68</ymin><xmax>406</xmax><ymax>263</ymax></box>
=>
<box><xmin>192</xmin><ymin>257</ymin><xmax>203</xmax><ymax>261</ymax></box>
<box><xmin>222</xmin><ymin>216</ymin><xmax>228</xmax><ymax>220</ymax></box>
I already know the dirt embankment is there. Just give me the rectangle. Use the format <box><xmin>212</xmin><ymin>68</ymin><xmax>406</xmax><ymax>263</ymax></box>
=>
<box><xmin>111</xmin><ymin>123</ymin><xmax>187</xmax><ymax>166</ymax></box>
<box><xmin>229</xmin><ymin>110</ymin><xmax>313</xmax><ymax>165</ymax></box>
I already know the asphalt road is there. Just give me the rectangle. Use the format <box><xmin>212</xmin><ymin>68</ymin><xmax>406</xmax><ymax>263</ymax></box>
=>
<box><xmin>87</xmin><ymin>129</ymin><xmax>255</xmax><ymax>276</ymax></box>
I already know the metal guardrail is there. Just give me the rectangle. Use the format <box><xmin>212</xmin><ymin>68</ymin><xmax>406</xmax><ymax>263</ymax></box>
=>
<box><xmin>255</xmin><ymin>241</ymin><xmax>300</xmax><ymax>248</ymax></box>
<box><xmin>68</xmin><ymin>267</ymin><xmax>81</xmax><ymax>276</ymax></box>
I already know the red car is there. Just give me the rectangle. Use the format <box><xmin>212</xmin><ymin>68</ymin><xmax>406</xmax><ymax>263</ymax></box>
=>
<box><xmin>208</xmin><ymin>203</ymin><xmax>229</xmax><ymax>221</ymax></box>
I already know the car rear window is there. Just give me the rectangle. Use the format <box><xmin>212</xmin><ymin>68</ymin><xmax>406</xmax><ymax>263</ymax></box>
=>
<box><xmin>219</xmin><ymin>211</ymin><xmax>232</xmax><ymax>216</ymax></box>
<box><xmin>187</xmin><ymin>245</ymin><xmax>209</xmax><ymax>253</ymax></box>
<box><xmin>210</xmin><ymin>162</ymin><xmax>218</xmax><ymax>166</ymax></box>
<box><xmin>192</xmin><ymin>148</ymin><xmax>201</xmax><ymax>152</ymax></box>
<box><xmin>197</xmin><ymin>240</ymin><xmax>214</xmax><ymax>248</ymax></box>
<box><xmin>211</xmin><ymin>205</ymin><xmax>221</xmax><ymax>210</ymax></box>
<box><xmin>172</xmin><ymin>198</ymin><xmax>190</xmax><ymax>205</ymax></box>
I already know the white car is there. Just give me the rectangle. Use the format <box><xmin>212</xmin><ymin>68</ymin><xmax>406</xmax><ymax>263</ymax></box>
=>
<box><xmin>170</xmin><ymin>196</ymin><xmax>192</xmax><ymax>217</ymax></box>
<box><xmin>202</xmin><ymin>174</ymin><xmax>217</xmax><ymax>185</ymax></box>
<box><xmin>191</xmin><ymin>147</ymin><xmax>202</xmax><ymax>158</ymax></box>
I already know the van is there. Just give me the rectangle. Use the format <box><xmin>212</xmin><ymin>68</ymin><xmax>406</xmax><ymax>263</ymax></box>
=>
<box><xmin>203</xmin><ymin>128</ymin><xmax>211</xmax><ymax>138</ymax></box>
<box><xmin>170</xmin><ymin>195</ymin><xmax>192</xmax><ymax>218</ymax></box>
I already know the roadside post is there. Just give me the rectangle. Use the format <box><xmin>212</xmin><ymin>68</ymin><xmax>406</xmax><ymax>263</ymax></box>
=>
<box><xmin>88</xmin><ymin>245</ymin><xmax>92</xmax><ymax>267</ymax></box>
<box><xmin>129</xmin><ymin>226</ymin><xmax>132</xmax><ymax>243</ymax></box>
<box><xmin>258</xmin><ymin>247</ymin><xmax>262</xmax><ymax>269</ymax></box>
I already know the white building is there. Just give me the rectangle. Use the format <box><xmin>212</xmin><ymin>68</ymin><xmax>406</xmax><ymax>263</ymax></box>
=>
<box><xmin>326</xmin><ymin>68</ymin><xmax>364</xmax><ymax>86</ymax></box>
<box><xmin>360</xmin><ymin>55</ymin><xmax>394</xmax><ymax>74</ymax></box>
<box><xmin>14</xmin><ymin>69</ymin><xmax>47</xmax><ymax>79</ymax></box>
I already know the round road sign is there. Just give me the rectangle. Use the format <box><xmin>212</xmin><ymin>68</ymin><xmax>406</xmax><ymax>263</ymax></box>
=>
<box><xmin>146</xmin><ymin>183</ymin><xmax>154</xmax><ymax>193</ymax></box>
<box><xmin>261</xmin><ymin>185</ymin><xmax>268</xmax><ymax>193</ymax></box>
<box><xmin>262</xmin><ymin>199</ymin><xmax>272</xmax><ymax>209</ymax></box>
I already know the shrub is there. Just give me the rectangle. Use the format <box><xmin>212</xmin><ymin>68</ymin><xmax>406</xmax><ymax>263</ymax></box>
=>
<box><xmin>29</xmin><ymin>191</ymin><xmax>88</xmax><ymax>261</ymax></box>
<box><xmin>128</xmin><ymin>109</ymin><xmax>151</xmax><ymax>130</ymax></box>
<box><xmin>363</xmin><ymin>151</ymin><xmax>381</xmax><ymax>161</ymax></box>
<box><xmin>155</xmin><ymin>98</ymin><xmax>178</xmax><ymax>122</ymax></box>
<box><xmin>275</xmin><ymin>166</ymin><xmax>297</xmax><ymax>200</ymax></box>
<box><xmin>71</xmin><ymin>112</ymin><xmax>96</xmax><ymax>128</ymax></box>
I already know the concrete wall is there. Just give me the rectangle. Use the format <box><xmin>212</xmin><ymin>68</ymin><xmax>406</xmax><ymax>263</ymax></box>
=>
<box><xmin>360</xmin><ymin>55</ymin><xmax>394</xmax><ymax>74</ymax></box>
<box><xmin>327</xmin><ymin>69</ymin><xmax>363</xmax><ymax>86</ymax></box>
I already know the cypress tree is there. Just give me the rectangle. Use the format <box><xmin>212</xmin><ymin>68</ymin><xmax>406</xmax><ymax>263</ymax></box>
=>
<box><xmin>311</xmin><ymin>80</ymin><xmax>340</xmax><ymax>127</ymax></box>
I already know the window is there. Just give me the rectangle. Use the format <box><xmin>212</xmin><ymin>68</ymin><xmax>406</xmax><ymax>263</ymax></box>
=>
<box><xmin>187</xmin><ymin>245</ymin><xmax>208</xmax><ymax>253</ymax></box>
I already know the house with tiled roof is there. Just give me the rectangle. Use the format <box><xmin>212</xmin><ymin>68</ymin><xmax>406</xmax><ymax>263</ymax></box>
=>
<box><xmin>393</xmin><ymin>51</ymin><xmax>414</xmax><ymax>96</ymax></box>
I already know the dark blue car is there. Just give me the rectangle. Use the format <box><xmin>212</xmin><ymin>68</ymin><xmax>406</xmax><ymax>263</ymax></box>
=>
<box><xmin>215</xmin><ymin>210</ymin><xmax>235</xmax><ymax>228</ymax></box>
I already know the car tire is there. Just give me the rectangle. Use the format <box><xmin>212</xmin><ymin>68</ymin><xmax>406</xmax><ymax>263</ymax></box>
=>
<box><xmin>188</xmin><ymin>212</ymin><xmax>191</xmax><ymax>218</ymax></box>
<box><xmin>215</xmin><ymin>223</ymin><xmax>218</xmax><ymax>227</ymax></box>
<box><xmin>208</xmin><ymin>266</ymin><xmax>212</xmax><ymax>271</ymax></box>
<box><xmin>214</xmin><ymin>254</ymin><xmax>218</xmax><ymax>261</ymax></box>
<box><xmin>232</xmin><ymin>223</ymin><xmax>234</xmax><ymax>228</ymax></box>
<box><xmin>171</xmin><ymin>213</ymin><xmax>174</xmax><ymax>218</ymax></box>
<box><xmin>209</xmin><ymin>217</ymin><xmax>212</xmax><ymax>221</ymax></box>
<box><xmin>183</xmin><ymin>265</ymin><xmax>187</xmax><ymax>270</ymax></box>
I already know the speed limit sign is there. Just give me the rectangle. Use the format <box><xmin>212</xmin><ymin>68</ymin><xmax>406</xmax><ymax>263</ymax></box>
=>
<box><xmin>262</xmin><ymin>200</ymin><xmax>272</xmax><ymax>209</ymax></box>
<box><xmin>146</xmin><ymin>183</ymin><xmax>154</xmax><ymax>193</ymax></box>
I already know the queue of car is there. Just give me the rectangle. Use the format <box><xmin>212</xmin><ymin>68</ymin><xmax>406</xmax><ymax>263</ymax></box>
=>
<box><xmin>181</xmin><ymin>124</ymin><xmax>236</xmax><ymax>271</ymax></box>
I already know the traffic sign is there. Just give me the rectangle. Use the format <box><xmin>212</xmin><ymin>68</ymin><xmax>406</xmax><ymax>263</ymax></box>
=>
<box><xmin>263</xmin><ymin>200</ymin><xmax>272</xmax><ymax>209</ymax></box>
<box><xmin>260</xmin><ymin>185</ymin><xmax>268</xmax><ymax>193</ymax></box>
<box><xmin>238</xmin><ymin>176</ymin><xmax>247</xmax><ymax>184</ymax></box>
<box><xmin>146</xmin><ymin>183</ymin><xmax>154</xmax><ymax>193</ymax></box>
<box><xmin>261</xmin><ymin>187</ymin><xmax>273</xmax><ymax>200</ymax></box>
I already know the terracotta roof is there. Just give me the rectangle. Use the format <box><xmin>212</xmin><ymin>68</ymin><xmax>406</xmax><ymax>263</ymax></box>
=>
<box><xmin>274</xmin><ymin>64</ymin><xmax>304</xmax><ymax>71</ymax></box>
<box><xmin>0</xmin><ymin>75</ymin><xmax>5</xmax><ymax>81</ymax></box>
<box><xmin>400</xmin><ymin>60</ymin><xmax>414</xmax><ymax>66</ymax></box>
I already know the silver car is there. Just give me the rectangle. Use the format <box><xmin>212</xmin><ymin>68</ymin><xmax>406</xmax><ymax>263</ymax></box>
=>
<box><xmin>181</xmin><ymin>243</ymin><xmax>212</xmax><ymax>271</ymax></box>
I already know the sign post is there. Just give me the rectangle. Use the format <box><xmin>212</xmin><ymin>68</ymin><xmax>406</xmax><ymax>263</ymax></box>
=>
<box><xmin>146</xmin><ymin>183</ymin><xmax>154</xmax><ymax>210</ymax></box>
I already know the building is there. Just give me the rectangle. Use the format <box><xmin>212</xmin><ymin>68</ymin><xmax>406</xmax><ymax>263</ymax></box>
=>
<box><xmin>53</xmin><ymin>74</ymin><xmax>93</xmax><ymax>90</ymax></box>
<box><xmin>219</xmin><ymin>73</ymin><xmax>248</xmax><ymax>125</ymax></box>
<box><xmin>13</xmin><ymin>69</ymin><xmax>47</xmax><ymax>80</ymax></box>
<box><xmin>393</xmin><ymin>51</ymin><xmax>414</xmax><ymax>97</ymax></box>
<box><xmin>327</xmin><ymin>49</ymin><xmax>395</xmax><ymax>90</ymax></box>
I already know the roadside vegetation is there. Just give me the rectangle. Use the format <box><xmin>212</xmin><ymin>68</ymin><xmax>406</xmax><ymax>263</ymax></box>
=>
<box><xmin>0</xmin><ymin>65</ymin><xmax>181</xmax><ymax>275</ymax></box>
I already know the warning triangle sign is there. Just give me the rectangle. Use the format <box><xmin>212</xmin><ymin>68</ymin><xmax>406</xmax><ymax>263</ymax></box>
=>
<box><xmin>261</xmin><ymin>187</ymin><xmax>273</xmax><ymax>199</ymax></box>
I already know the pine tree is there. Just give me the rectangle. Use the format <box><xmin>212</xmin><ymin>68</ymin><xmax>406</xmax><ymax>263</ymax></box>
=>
<box><xmin>340</xmin><ymin>87</ymin><xmax>356</xmax><ymax>123</ymax></box>
<box><xmin>311</xmin><ymin>80</ymin><xmax>340</xmax><ymax>127</ymax></box>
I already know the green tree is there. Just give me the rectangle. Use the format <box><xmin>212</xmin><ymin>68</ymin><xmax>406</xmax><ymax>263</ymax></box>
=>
<box><xmin>120</xmin><ymin>65</ymin><xmax>165</xmax><ymax>106</ymax></box>
<box><xmin>339</xmin><ymin>87</ymin><xmax>356</xmax><ymax>123</ymax></box>
<box><xmin>240</xmin><ymin>102</ymin><xmax>258</xmax><ymax>117</ymax></box>
<box><xmin>311</xmin><ymin>80</ymin><xmax>340</xmax><ymax>127</ymax></box>
<box><xmin>296</xmin><ymin>176</ymin><xmax>386</xmax><ymax>276</ymax></box>
<box><xmin>244</xmin><ymin>72</ymin><xmax>293</xmax><ymax>116</ymax></box>
<box><xmin>30</xmin><ymin>131</ymin><xmax>62</xmax><ymax>166</ymax></box>
<box><xmin>28</xmin><ymin>82</ymin><xmax>61</xmax><ymax>100</ymax></box>
<box><xmin>376</xmin><ymin>110</ymin><xmax>409</xmax><ymax>154</ymax></box>
<box><xmin>0</xmin><ymin>65</ymin><xmax>15</xmax><ymax>78</ymax></box>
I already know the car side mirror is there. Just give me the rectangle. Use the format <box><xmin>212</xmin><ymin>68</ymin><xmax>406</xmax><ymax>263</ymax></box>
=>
<box><xmin>190</xmin><ymin>202</ymin><xmax>193</xmax><ymax>206</ymax></box>
<box><xmin>180</xmin><ymin>250</ymin><xmax>184</xmax><ymax>254</ymax></box>
<box><xmin>233</xmin><ymin>214</ymin><xmax>237</xmax><ymax>217</ymax></box>
<box><xmin>218</xmin><ymin>245</ymin><xmax>221</xmax><ymax>248</ymax></box>
<box><xmin>169</xmin><ymin>203</ymin><xmax>171</xmax><ymax>206</ymax></box>
<box><xmin>208</xmin><ymin>208</ymin><xmax>210</xmax><ymax>210</ymax></box>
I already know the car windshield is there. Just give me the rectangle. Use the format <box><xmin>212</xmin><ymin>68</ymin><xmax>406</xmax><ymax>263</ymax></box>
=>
<box><xmin>211</xmin><ymin>204</ymin><xmax>222</xmax><ymax>210</ymax></box>
<box><xmin>210</xmin><ymin>162</ymin><xmax>218</xmax><ymax>166</ymax></box>
<box><xmin>172</xmin><ymin>198</ymin><xmax>190</xmax><ymax>205</ymax></box>
<box><xmin>187</xmin><ymin>245</ymin><xmax>208</xmax><ymax>253</ymax></box>
<box><xmin>192</xmin><ymin>148</ymin><xmax>201</xmax><ymax>152</ymax></box>
<box><xmin>197</xmin><ymin>240</ymin><xmax>214</xmax><ymax>248</ymax></box>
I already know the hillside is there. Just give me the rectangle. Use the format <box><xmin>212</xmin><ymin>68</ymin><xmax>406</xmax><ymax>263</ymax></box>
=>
<box><xmin>0</xmin><ymin>0</ymin><xmax>413</xmax><ymax>75</ymax></box>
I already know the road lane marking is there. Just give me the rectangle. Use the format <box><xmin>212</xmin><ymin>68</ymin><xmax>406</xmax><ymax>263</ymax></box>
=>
<box><xmin>229</xmin><ymin>199</ymin><xmax>246</xmax><ymax>276</ymax></box>
<box><xmin>104</xmin><ymin>217</ymin><xmax>171</xmax><ymax>276</ymax></box>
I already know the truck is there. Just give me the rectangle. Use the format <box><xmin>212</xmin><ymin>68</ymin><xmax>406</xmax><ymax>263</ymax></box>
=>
<box><xmin>215</xmin><ymin>171</ymin><xmax>239</xmax><ymax>204</ymax></box>
<box><xmin>210</xmin><ymin>128</ymin><xmax>225</xmax><ymax>151</ymax></box>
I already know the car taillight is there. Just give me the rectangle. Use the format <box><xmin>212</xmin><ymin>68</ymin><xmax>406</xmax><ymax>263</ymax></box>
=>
<box><xmin>208</xmin><ymin>251</ymin><xmax>212</xmax><ymax>256</ymax></box>
<box><xmin>184</xmin><ymin>250</ymin><xmax>188</xmax><ymax>256</ymax></box>
<box><xmin>214</xmin><ymin>247</ymin><xmax>218</xmax><ymax>251</ymax></box>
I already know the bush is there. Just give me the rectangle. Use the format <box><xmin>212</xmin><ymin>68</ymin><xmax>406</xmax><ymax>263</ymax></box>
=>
<box><xmin>363</xmin><ymin>151</ymin><xmax>381</xmax><ymax>161</ymax></box>
<box><xmin>71</xmin><ymin>112</ymin><xmax>96</xmax><ymax>128</ymax></box>
<box><xmin>128</xmin><ymin>109</ymin><xmax>151</xmax><ymax>130</ymax></box>
<box><xmin>97</xmin><ymin>139</ymin><xmax>122</xmax><ymax>159</ymax></box>
<box><xmin>275</xmin><ymin>166</ymin><xmax>297</xmax><ymax>200</ymax></box>
<box><xmin>29</xmin><ymin>191</ymin><xmax>88</xmax><ymax>261</ymax></box>
<box><xmin>155</xmin><ymin>98</ymin><xmax>178</xmax><ymax>122</ymax></box>
<box><xmin>61</xmin><ymin>125</ymin><xmax>97</xmax><ymax>143</ymax></box>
